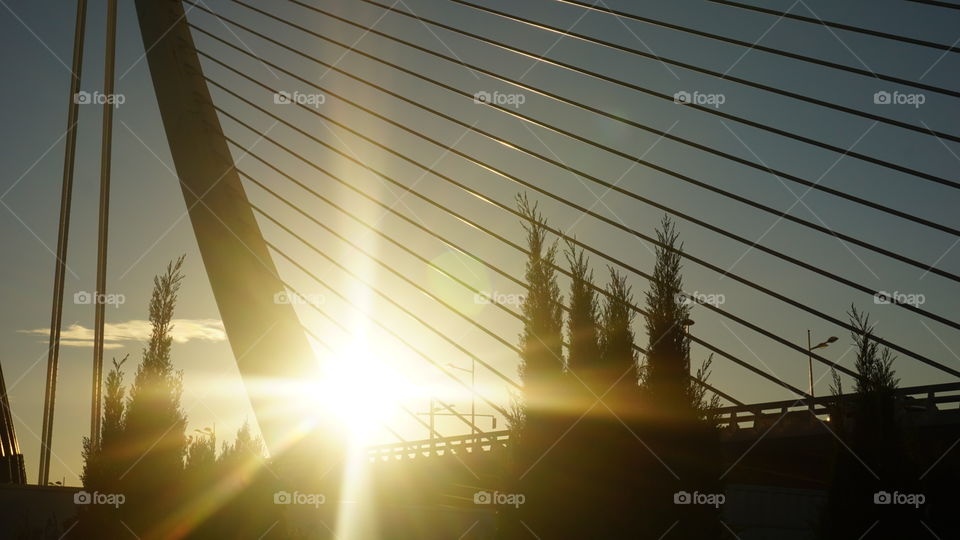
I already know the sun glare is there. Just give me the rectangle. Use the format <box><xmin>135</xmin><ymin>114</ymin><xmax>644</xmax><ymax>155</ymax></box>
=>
<box><xmin>314</xmin><ymin>340</ymin><xmax>410</xmax><ymax>445</ymax></box>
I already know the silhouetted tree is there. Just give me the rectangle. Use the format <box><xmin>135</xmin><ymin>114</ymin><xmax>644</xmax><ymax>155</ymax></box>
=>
<box><xmin>76</xmin><ymin>356</ymin><xmax>128</xmax><ymax>538</ymax></box>
<box><xmin>500</xmin><ymin>195</ymin><xmax>565</xmax><ymax>539</ymax></box>
<box><xmin>638</xmin><ymin>216</ymin><xmax>722</xmax><ymax>539</ymax></box>
<box><xmin>564</xmin><ymin>243</ymin><xmax>601</xmax><ymax>379</ymax></box>
<box><xmin>120</xmin><ymin>256</ymin><xmax>189</xmax><ymax>537</ymax></box>
<box><xmin>822</xmin><ymin>306</ymin><xmax>919</xmax><ymax>539</ymax></box>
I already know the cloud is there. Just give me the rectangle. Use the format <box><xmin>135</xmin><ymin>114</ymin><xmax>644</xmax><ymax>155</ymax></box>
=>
<box><xmin>19</xmin><ymin>319</ymin><xmax>226</xmax><ymax>348</ymax></box>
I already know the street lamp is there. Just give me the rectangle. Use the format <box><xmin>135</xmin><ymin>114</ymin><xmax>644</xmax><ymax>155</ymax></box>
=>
<box><xmin>448</xmin><ymin>361</ymin><xmax>476</xmax><ymax>441</ymax></box>
<box><xmin>807</xmin><ymin>331</ymin><xmax>838</xmax><ymax>399</ymax></box>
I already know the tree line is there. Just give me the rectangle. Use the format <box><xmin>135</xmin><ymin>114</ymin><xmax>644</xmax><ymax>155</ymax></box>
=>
<box><xmin>495</xmin><ymin>195</ymin><xmax>957</xmax><ymax>539</ymax></box>
<box><xmin>69</xmin><ymin>198</ymin><xmax>957</xmax><ymax>538</ymax></box>
<box><xmin>74</xmin><ymin>257</ymin><xmax>303</xmax><ymax>539</ymax></box>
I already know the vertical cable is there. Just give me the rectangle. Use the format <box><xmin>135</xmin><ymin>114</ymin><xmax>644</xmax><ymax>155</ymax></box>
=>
<box><xmin>91</xmin><ymin>0</ymin><xmax>118</xmax><ymax>451</ymax></box>
<box><xmin>38</xmin><ymin>0</ymin><xmax>88</xmax><ymax>486</ymax></box>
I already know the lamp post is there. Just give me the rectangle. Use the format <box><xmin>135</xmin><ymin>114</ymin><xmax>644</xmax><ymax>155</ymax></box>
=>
<box><xmin>807</xmin><ymin>331</ymin><xmax>838</xmax><ymax>400</ymax></box>
<box><xmin>448</xmin><ymin>361</ymin><xmax>476</xmax><ymax>441</ymax></box>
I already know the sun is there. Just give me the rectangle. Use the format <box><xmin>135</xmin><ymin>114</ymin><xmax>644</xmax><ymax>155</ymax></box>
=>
<box><xmin>313</xmin><ymin>339</ymin><xmax>409</xmax><ymax>445</ymax></box>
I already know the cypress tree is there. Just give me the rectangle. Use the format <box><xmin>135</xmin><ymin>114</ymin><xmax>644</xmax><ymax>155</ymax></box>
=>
<box><xmin>501</xmin><ymin>195</ymin><xmax>565</xmax><ymax>538</ymax></box>
<box><xmin>117</xmin><ymin>256</ymin><xmax>189</xmax><ymax>537</ymax></box>
<box><xmin>639</xmin><ymin>216</ymin><xmax>722</xmax><ymax>539</ymax></box>
<box><xmin>823</xmin><ymin>306</ymin><xmax>918</xmax><ymax>539</ymax></box>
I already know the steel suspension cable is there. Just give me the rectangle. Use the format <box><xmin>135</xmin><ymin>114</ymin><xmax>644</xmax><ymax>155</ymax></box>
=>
<box><xmin>289</xmin><ymin>0</ymin><xmax>960</xmax><ymax>190</ymax></box>
<box><xmin>196</xmin><ymin>57</ymin><xmax>960</xmax><ymax>341</ymax></box>
<box><xmin>39</xmin><ymin>0</ymin><xmax>88</xmax><ymax>487</ymax></box>
<box><xmin>906</xmin><ymin>0</ymin><xmax>960</xmax><ymax>9</ymax></box>
<box><xmin>90</xmin><ymin>0</ymin><xmax>118</xmax><ymax>451</ymax></box>
<box><xmin>441</xmin><ymin>0</ymin><xmax>960</xmax><ymax>141</ymax></box>
<box><xmin>187</xmin><ymin>4</ymin><xmax>960</xmax><ymax>256</ymax></box>
<box><xmin>239</xmin><ymin>168</ymin><xmax>744</xmax><ymax>404</ymax></box>
<box><xmin>706</xmin><ymin>0</ymin><xmax>960</xmax><ymax>52</ymax></box>
<box><xmin>547</xmin><ymin>0</ymin><xmax>960</xmax><ymax>98</ymax></box>
<box><xmin>255</xmin><ymin>204</ymin><xmax>525</xmax><ymax>388</ymax></box>
<box><xmin>269</xmin><ymin>247</ymin><xmax>511</xmax><ymax>416</ymax></box>
<box><xmin>208</xmin><ymin>91</ymin><xmax>947</xmax><ymax>380</ymax></box>
<box><xmin>230</xmin><ymin>135</ymin><xmax>747</xmax><ymax>402</ymax></box>
<box><xmin>214</xmin><ymin>106</ymin><xmax>860</xmax><ymax>388</ymax></box>
<box><xmin>188</xmin><ymin>21</ymin><xmax>960</xmax><ymax>287</ymax></box>
<box><xmin>261</xmin><ymin>206</ymin><xmax>774</xmax><ymax>405</ymax></box>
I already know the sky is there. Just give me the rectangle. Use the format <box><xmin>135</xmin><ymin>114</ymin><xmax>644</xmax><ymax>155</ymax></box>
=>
<box><xmin>1</xmin><ymin>0</ymin><xmax>958</xmax><ymax>486</ymax></box>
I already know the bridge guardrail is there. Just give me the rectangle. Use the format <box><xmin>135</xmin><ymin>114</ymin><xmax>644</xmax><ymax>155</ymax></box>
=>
<box><xmin>715</xmin><ymin>382</ymin><xmax>960</xmax><ymax>429</ymax></box>
<box><xmin>367</xmin><ymin>384</ymin><xmax>960</xmax><ymax>459</ymax></box>
<box><xmin>367</xmin><ymin>431</ymin><xmax>511</xmax><ymax>461</ymax></box>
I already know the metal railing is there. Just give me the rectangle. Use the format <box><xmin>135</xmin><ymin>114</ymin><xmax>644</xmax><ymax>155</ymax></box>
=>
<box><xmin>367</xmin><ymin>430</ymin><xmax>511</xmax><ymax>461</ymax></box>
<box><xmin>715</xmin><ymin>382</ymin><xmax>960</xmax><ymax>429</ymax></box>
<box><xmin>367</xmin><ymin>384</ymin><xmax>960</xmax><ymax>460</ymax></box>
